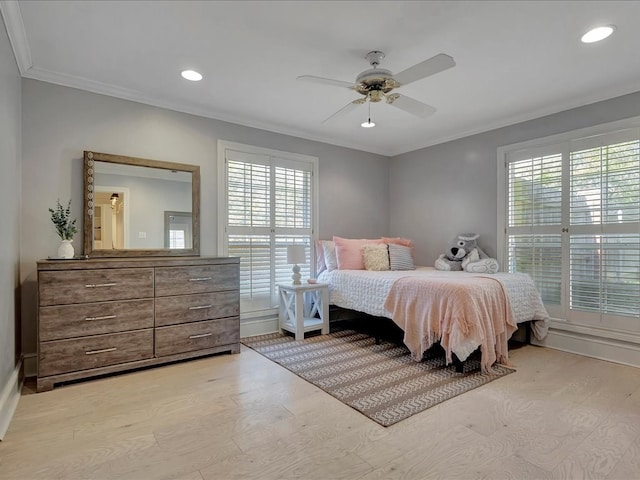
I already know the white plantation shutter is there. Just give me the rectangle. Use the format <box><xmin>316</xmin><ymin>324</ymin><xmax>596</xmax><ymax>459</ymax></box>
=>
<box><xmin>503</xmin><ymin>126</ymin><xmax>640</xmax><ymax>333</ymax></box>
<box><xmin>222</xmin><ymin>147</ymin><xmax>316</xmax><ymax>317</ymax></box>
<box><xmin>506</xmin><ymin>147</ymin><xmax>564</xmax><ymax>314</ymax></box>
<box><xmin>570</xmin><ymin>234</ymin><xmax>640</xmax><ymax>318</ymax></box>
<box><xmin>570</xmin><ymin>135</ymin><xmax>640</xmax><ymax>226</ymax></box>
<box><xmin>227</xmin><ymin>155</ymin><xmax>270</xmax><ymax>228</ymax></box>
<box><xmin>508</xmin><ymin>151</ymin><xmax>563</xmax><ymax>227</ymax></box>
<box><xmin>275</xmin><ymin>164</ymin><xmax>311</xmax><ymax>229</ymax></box>
<box><xmin>568</xmin><ymin>132</ymin><xmax>640</xmax><ymax>329</ymax></box>
<box><xmin>228</xmin><ymin>234</ymin><xmax>272</xmax><ymax>311</ymax></box>
<box><xmin>507</xmin><ymin>234</ymin><xmax>562</xmax><ymax>305</ymax></box>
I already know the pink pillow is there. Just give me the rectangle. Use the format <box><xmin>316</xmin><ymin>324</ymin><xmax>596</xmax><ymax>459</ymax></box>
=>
<box><xmin>381</xmin><ymin>237</ymin><xmax>414</xmax><ymax>248</ymax></box>
<box><xmin>333</xmin><ymin>236</ymin><xmax>384</xmax><ymax>270</ymax></box>
<box><xmin>382</xmin><ymin>237</ymin><xmax>415</xmax><ymax>258</ymax></box>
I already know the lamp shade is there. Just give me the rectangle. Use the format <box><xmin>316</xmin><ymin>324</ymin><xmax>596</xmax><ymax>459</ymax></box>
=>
<box><xmin>286</xmin><ymin>245</ymin><xmax>306</xmax><ymax>265</ymax></box>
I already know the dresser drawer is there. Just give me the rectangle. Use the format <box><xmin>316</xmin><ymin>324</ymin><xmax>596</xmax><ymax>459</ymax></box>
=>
<box><xmin>155</xmin><ymin>317</ymin><xmax>239</xmax><ymax>357</ymax></box>
<box><xmin>154</xmin><ymin>291</ymin><xmax>239</xmax><ymax>327</ymax></box>
<box><xmin>38</xmin><ymin>268</ymin><xmax>154</xmax><ymax>306</ymax></box>
<box><xmin>39</xmin><ymin>329</ymin><xmax>154</xmax><ymax>377</ymax></box>
<box><xmin>39</xmin><ymin>299</ymin><xmax>154</xmax><ymax>341</ymax></box>
<box><xmin>155</xmin><ymin>264</ymin><xmax>238</xmax><ymax>296</ymax></box>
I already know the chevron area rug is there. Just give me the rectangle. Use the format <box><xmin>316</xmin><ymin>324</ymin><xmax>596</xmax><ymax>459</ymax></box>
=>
<box><xmin>242</xmin><ymin>328</ymin><xmax>514</xmax><ymax>427</ymax></box>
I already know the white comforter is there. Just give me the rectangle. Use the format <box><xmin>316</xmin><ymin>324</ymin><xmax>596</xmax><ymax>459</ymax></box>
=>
<box><xmin>317</xmin><ymin>267</ymin><xmax>550</xmax><ymax>341</ymax></box>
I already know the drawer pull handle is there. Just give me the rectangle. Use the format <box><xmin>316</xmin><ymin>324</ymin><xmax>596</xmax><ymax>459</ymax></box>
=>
<box><xmin>85</xmin><ymin>347</ymin><xmax>117</xmax><ymax>355</ymax></box>
<box><xmin>85</xmin><ymin>283</ymin><xmax>118</xmax><ymax>288</ymax></box>
<box><xmin>85</xmin><ymin>315</ymin><xmax>117</xmax><ymax>321</ymax></box>
<box><xmin>189</xmin><ymin>333</ymin><xmax>213</xmax><ymax>339</ymax></box>
<box><xmin>189</xmin><ymin>277</ymin><xmax>212</xmax><ymax>282</ymax></box>
<box><xmin>188</xmin><ymin>304</ymin><xmax>212</xmax><ymax>310</ymax></box>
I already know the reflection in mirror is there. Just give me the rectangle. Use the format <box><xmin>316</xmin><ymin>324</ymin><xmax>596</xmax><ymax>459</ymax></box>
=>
<box><xmin>92</xmin><ymin>190</ymin><xmax>127</xmax><ymax>249</ymax></box>
<box><xmin>165</xmin><ymin>211</ymin><xmax>193</xmax><ymax>248</ymax></box>
<box><xmin>84</xmin><ymin>151</ymin><xmax>200</xmax><ymax>257</ymax></box>
<box><xmin>92</xmin><ymin>162</ymin><xmax>192</xmax><ymax>250</ymax></box>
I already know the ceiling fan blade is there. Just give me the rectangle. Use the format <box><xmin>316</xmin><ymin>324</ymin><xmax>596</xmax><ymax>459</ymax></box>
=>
<box><xmin>322</xmin><ymin>100</ymin><xmax>360</xmax><ymax>124</ymax></box>
<box><xmin>387</xmin><ymin>94</ymin><xmax>436</xmax><ymax>118</ymax></box>
<box><xmin>297</xmin><ymin>75</ymin><xmax>354</xmax><ymax>89</ymax></box>
<box><xmin>393</xmin><ymin>53</ymin><xmax>456</xmax><ymax>86</ymax></box>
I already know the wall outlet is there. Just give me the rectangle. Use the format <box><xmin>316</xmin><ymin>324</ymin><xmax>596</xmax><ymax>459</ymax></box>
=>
<box><xmin>138</xmin><ymin>232</ymin><xmax>146</xmax><ymax>238</ymax></box>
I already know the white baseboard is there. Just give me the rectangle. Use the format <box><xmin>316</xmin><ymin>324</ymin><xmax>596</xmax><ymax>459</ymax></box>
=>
<box><xmin>240</xmin><ymin>317</ymin><xmax>279</xmax><ymax>338</ymax></box>
<box><xmin>533</xmin><ymin>327</ymin><xmax>640</xmax><ymax>368</ymax></box>
<box><xmin>0</xmin><ymin>359</ymin><xmax>23</xmax><ymax>440</ymax></box>
<box><xmin>23</xmin><ymin>353</ymin><xmax>37</xmax><ymax>378</ymax></box>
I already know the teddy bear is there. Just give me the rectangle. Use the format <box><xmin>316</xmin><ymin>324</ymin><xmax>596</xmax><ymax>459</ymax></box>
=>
<box><xmin>434</xmin><ymin>233</ymin><xmax>499</xmax><ymax>274</ymax></box>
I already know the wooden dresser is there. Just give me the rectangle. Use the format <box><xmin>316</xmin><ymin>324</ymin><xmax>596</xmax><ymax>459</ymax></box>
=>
<box><xmin>36</xmin><ymin>256</ymin><xmax>240</xmax><ymax>392</ymax></box>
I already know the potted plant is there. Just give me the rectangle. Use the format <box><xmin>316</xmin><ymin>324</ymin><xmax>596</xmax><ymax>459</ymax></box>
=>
<box><xmin>49</xmin><ymin>199</ymin><xmax>78</xmax><ymax>258</ymax></box>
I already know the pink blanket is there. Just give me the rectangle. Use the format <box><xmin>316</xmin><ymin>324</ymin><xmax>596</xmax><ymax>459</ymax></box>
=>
<box><xmin>383</xmin><ymin>274</ymin><xmax>518</xmax><ymax>372</ymax></box>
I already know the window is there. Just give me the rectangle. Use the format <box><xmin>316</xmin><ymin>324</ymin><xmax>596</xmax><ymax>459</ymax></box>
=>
<box><xmin>500</xmin><ymin>122</ymin><xmax>640</xmax><ymax>333</ymax></box>
<box><xmin>165</xmin><ymin>211</ymin><xmax>193</xmax><ymax>249</ymax></box>
<box><xmin>568</xmin><ymin>135</ymin><xmax>640</xmax><ymax>323</ymax></box>
<box><xmin>506</xmin><ymin>148</ymin><xmax>563</xmax><ymax>309</ymax></box>
<box><xmin>218</xmin><ymin>142</ymin><xmax>318</xmax><ymax>318</ymax></box>
<box><xmin>169</xmin><ymin>230</ymin><xmax>185</xmax><ymax>249</ymax></box>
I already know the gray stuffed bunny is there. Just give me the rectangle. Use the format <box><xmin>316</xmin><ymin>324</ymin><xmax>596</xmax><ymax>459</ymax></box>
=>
<box><xmin>434</xmin><ymin>233</ymin><xmax>499</xmax><ymax>274</ymax></box>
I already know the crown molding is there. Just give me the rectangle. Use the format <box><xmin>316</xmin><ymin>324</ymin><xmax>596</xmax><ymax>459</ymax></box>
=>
<box><xmin>18</xmin><ymin>63</ymin><xmax>640</xmax><ymax>159</ymax></box>
<box><xmin>22</xmin><ymin>64</ymin><xmax>392</xmax><ymax>156</ymax></box>
<box><xmin>0</xmin><ymin>1</ymin><xmax>389</xmax><ymax>157</ymax></box>
<box><xmin>0</xmin><ymin>0</ymin><xmax>32</xmax><ymax>75</ymax></box>
<box><xmin>393</xmin><ymin>82</ymin><xmax>640</xmax><ymax>157</ymax></box>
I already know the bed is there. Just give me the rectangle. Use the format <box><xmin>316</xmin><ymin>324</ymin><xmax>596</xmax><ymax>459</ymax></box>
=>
<box><xmin>317</xmin><ymin>267</ymin><xmax>550</xmax><ymax>372</ymax></box>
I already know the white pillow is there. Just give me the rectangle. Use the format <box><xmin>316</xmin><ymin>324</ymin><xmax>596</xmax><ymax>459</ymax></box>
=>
<box><xmin>362</xmin><ymin>244</ymin><xmax>390</xmax><ymax>271</ymax></box>
<box><xmin>322</xmin><ymin>241</ymin><xmax>338</xmax><ymax>271</ymax></box>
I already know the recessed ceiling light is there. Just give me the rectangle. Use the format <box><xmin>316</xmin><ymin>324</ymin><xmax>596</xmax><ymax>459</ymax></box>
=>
<box><xmin>181</xmin><ymin>70</ymin><xmax>203</xmax><ymax>81</ymax></box>
<box><xmin>581</xmin><ymin>25</ymin><xmax>615</xmax><ymax>43</ymax></box>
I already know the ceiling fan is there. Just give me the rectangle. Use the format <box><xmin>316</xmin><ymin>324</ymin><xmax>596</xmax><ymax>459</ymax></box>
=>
<box><xmin>297</xmin><ymin>51</ymin><xmax>456</xmax><ymax>124</ymax></box>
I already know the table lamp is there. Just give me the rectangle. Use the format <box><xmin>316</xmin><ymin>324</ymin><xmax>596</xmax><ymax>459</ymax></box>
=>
<box><xmin>286</xmin><ymin>244</ymin><xmax>306</xmax><ymax>285</ymax></box>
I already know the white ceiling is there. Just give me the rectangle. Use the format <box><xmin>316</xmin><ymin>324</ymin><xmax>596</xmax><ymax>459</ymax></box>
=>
<box><xmin>3</xmin><ymin>0</ymin><xmax>640</xmax><ymax>156</ymax></box>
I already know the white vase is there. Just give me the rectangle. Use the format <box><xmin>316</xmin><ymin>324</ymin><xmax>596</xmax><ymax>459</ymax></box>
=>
<box><xmin>57</xmin><ymin>239</ymin><xmax>74</xmax><ymax>259</ymax></box>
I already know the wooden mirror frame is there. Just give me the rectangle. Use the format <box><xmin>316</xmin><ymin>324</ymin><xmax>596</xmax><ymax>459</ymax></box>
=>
<box><xmin>83</xmin><ymin>151</ymin><xmax>200</xmax><ymax>257</ymax></box>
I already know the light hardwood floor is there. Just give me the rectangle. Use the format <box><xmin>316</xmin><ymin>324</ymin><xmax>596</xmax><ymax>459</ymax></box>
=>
<box><xmin>2</xmin><ymin>343</ymin><xmax>640</xmax><ymax>480</ymax></box>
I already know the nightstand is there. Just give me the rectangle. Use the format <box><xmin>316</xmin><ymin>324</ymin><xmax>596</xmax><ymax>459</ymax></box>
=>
<box><xmin>278</xmin><ymin>283</ymin><xmax>329</xmax><ymax>340</ymax></box>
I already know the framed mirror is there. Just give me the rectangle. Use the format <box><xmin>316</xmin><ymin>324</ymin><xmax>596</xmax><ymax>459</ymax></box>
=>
<box><xmin>83</xmin><ymin>151</ymin><xmax>200</xmax><ymax>257</ymax></box>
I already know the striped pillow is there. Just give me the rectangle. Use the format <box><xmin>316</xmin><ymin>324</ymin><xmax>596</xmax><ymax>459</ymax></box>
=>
<box><xmin>389</xmin><ymin>243</ymin><xmax>415</xmax><ymax>271</ymax></box>
<box><xmin>382</xmin><ymin>237</ymin><xmax>415</xmax><ymax>258</ymax></box>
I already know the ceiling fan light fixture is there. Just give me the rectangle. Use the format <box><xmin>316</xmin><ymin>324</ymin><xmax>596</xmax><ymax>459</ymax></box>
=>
<box><xmin>181</xmin><ymin>69</ymin><xmax>203</xmax><ymax>81</ymax></box>
<box><xmin>361</xmin><ymin>102</ymin><xmax>375</xmax><ymax>128</ymax></box>
<box><xmin>299</xmin><ymin>50</ymin><xmax>454</xmax><ymax>125</ymax></box>
<box><xmin>581</xmin><ymin>25</ymin><xmax>615</xmax><ymax>43</ymax></box>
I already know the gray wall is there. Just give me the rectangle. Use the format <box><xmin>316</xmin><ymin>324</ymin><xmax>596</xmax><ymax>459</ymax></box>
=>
<box><xmin>20</xmin><ymin>79</ymin><xmax>390</xmax><ymax>356</ymax></box>
<box><xmin>21</xmin><ymin>63</ymin><xmax>640</xmax><ymax>366</ymax></box>
<box><xmin>0</xmin><ymin>18</ymin><xmax>21</xmax><ymax>396</ymax></box>
<box><xmin>390</xmin><ymin>91</ymin><xmax>640</xmax><ymax>267</ymax></box>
